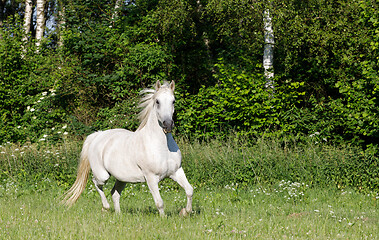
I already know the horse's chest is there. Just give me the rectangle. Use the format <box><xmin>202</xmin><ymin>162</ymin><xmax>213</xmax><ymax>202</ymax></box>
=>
<box><xmin>151</xmin><ymin>150</ymin><xmax>181</xmax><ymax>177</ymax></box>
<box><xmin>166</xmin><ymin>151</ymin><xmax>181</xmax><ymax>174</ymax></box>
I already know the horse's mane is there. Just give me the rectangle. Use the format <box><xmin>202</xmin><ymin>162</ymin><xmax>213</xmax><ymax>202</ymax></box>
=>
<box><xmin>137</xmin><ymin>81</ymin><xmax>172</xmax><ymax>131</ymax></box>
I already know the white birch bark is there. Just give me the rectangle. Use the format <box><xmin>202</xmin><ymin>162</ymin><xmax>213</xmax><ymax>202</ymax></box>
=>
<box><xmin>35</xmin><ymin>0</ymin><xmax>46</xmax><ymax>51</ymax></box>
<box><xmin>22</xmin><ymin>0</ymin><xmax>33</xmax><ymax>43</ymax></box>
<box><xmin>263</xmin><ymin>8</ymin><xmax>274</xmax><ymax>90</ymax></box>
<box><xmin>57</xmin><ymin>3</ymin><xmax>65</xmax><ymax>47</ymax></box>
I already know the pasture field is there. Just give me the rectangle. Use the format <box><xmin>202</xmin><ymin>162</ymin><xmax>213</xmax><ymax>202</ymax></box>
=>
<box><xmin>0</xmin><ymin>180</ymin><xmax>377</xmax><ymax>239</ymax></box>
<box><xmin>0</xmin><ymin>136</ymin><xmax>378</xmax><ymax>239</ymax></box>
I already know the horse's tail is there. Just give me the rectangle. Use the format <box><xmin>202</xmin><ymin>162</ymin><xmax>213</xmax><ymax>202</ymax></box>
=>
<box><xmin>62</xmin><ymin>134</ymin><xmax>95</xmax><ymax>207</ymax></box>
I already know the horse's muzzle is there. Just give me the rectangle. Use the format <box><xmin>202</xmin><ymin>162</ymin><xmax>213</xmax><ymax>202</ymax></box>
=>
<box><xmin>162</xmin><ymin>120</ymin><xmax>174</xmax><ymax>134</ymax></box>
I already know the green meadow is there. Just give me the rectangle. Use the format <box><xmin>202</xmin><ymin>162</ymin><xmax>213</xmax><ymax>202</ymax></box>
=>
<box><xmin>0</xmin><ymin>137</ymin><xmax>378</xmax><ymax>239</ymax></box>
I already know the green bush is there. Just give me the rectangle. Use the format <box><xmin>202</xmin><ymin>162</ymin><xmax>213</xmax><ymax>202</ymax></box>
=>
<box><xmin>176</xmin><ymin>60</ymin><xmax>305</xmax><ymax>139</ymax></box>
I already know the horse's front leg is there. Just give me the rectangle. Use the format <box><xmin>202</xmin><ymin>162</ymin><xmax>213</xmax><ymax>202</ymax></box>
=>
<box><xmin>145</xmin><ymin>174</ymin><xmax>165</xmax><ymax>216</ymax></box>
<box><xmin>170</xmin><ymin>167</ymin><xmax>193</xmax><ymax>216</ymax></box>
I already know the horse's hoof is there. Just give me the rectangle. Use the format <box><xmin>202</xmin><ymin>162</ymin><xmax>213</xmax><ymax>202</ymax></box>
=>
<box><xmin>102</xmin><ymin>207</ymin><xmax>109</xmax><ymax>212</ymax></box>
<box><xmin>179</xmin><ymin>208</ymin><xmax>189</xmax><ymax>217</ymax></box>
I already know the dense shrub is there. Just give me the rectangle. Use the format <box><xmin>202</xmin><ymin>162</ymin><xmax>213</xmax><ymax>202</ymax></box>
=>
<box><xmin>176</xmin><ymin>60</ymin><xmax>305</xmax><ymax>139</ymax></box>
<box><xmin>0</xmin><ymin>0</ymin><xmax>377</xmax><ymax>152</ymax></box>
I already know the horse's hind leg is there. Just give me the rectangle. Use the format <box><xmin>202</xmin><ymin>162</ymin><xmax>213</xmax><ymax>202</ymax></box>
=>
<box><xmin>92</xmin><ymin>177</ymin><xmax>110</xmax><ymax>211</ymax></box>
<box><xmin>111</xmin><ymin>180</ymin><xmax>126</xmax><ymax>214</ymax></box>
<box><xmin>170</xmin><ymin>167</ymin><xmax>193</xmax><ymax>216</ymax></box>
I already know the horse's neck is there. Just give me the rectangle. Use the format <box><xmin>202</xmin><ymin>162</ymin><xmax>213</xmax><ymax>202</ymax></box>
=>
<box><xmin>140</xmin><ymin>111</ymin><xmax>167</xmax><ymax>143</ymax></box>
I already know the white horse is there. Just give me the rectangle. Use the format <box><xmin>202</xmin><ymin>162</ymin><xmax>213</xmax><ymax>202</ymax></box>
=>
<box><xmin>63</xmin><ymin>81</ymin><xmax>193</xmax><ymax>216</ymax></box>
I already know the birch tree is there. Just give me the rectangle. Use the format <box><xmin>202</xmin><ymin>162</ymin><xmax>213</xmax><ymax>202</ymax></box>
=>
<box><xmin>35</xmin><ymin>0</ymin><xmax>46</xmax><ymax>51</ymax></box>
<box><xmin>22</xmin><ymin>0</ymin><xmax>33</xmax><ymax>44</ymax></box>
<box><xmin>57</xmin><ymin>1</ymin><xmax>65</xmax><ymax>47</ymax></box>
<box><xmin>263</xmin><ymin>8</ymin><xmax>274</xmax><ymax>91</ymax></box>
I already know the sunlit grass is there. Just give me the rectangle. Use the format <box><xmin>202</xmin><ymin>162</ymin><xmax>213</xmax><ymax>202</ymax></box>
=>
<box><xmin>0</xmin><ymin>136</ymin><xmax>377</xmax><ymax>239</ymax></box>
<box><xmin>0</xmin><ymin>179</ymin><xmax>377</xmax><ymax>239</ymax></box>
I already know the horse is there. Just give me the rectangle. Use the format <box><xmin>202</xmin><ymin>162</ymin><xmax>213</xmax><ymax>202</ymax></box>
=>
<box><xmin>62</xmin><ymin>81</ymin><xmax>193</xmax><ymax>216</ymax></box>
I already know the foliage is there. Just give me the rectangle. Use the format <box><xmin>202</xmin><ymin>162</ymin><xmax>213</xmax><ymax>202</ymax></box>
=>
<box><xmin>0</xmin><ymin>17</ymin><xmax>63</xmax><ymax>143</ymax></box>
<box><xmin>176</xmin><ymin>60</ymin><xmax>305</xmax><ymax>139</ymax></box>
<box><xmin>272</xmin><ymin>0</ymin><xmax>379</xmax><ymax>145</ymax></box>
<box><xmin>0</xmin><ymin>0</ymin><xmax>378</xmax><ymax>152</ymax></box>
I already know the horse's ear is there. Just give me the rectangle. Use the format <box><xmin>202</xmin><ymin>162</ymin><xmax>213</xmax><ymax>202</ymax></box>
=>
<box><xmin>155</xmin><ymin>80</ymin><xmax>161</xmax><ymax>90</ymax></box>
<box><xmin>170</xmin><ymin>81</ymin><xmax>175</xmax><ymax>92</ymax></box>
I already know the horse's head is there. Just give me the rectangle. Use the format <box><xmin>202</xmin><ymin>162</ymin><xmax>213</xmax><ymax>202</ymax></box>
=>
<box><xmin>154</xmin><ymin>81</ymin><xmax>176</xmax><ymax>134</ymax></box>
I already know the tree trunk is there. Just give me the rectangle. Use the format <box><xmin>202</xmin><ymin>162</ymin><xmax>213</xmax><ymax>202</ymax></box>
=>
<box><xmin>263</xmin><ymin>8</ymin><xmax>274</xmax><ymax>90</ymax></box>
<box><xmin>196</xmin><ymin>0</ymin><xmax>214</xmax><ymax>73</ymax></box>
<box><xmin>57</xmin><ymin>1</ymin><xmax>65</xmax><ymax>47</ymax></box>
<box><xmin>35</xmin><ymin>0</ymin><xmax>46</xmax><ymax>51</ymax></box>
<box><xmin>22</xmin><ymin>0</ymin><xmax>33</xmax><ymax>43</ymax></box>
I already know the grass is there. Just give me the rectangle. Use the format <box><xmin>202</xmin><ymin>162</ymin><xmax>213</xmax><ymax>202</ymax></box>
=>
<box><xmin>0</xmin><ymin>136</ymin><xmax>378</xmax><ymax>239</ymax></box>
<box><xmin>0</xmin><ymin>179</ymin><xmax>378</xmax><ymax>239</ymax></box>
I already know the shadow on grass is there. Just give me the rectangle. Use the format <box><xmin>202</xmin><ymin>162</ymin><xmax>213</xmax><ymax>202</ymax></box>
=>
<box><xmin>100</xmin><ymin>205</ymin><xmax>203</xmax><ymax>218</ymax></box>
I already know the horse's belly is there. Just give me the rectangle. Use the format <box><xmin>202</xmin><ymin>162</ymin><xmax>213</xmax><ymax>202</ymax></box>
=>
<box><xmin>107</xmin><ymin>162</ymin><xmax>146</xmax><ymax>183</ymax></box>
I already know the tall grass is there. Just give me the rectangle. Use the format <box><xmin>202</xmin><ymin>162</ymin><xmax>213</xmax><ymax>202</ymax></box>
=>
<box><xmin>180</xmin><ymin>136</ymin><xmax>378</xmax><ymax>192</ymax></box>
<box><xmin>0</xmin><ymin>135</ymin><xmax>377</xmax><ymax>193</ymax></box>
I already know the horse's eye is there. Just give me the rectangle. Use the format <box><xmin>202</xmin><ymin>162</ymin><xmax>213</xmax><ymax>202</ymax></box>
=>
<box><xmin>156</xmin><ymin>100</ymin><xmax>160</xmax><ymax>105</ymax></box>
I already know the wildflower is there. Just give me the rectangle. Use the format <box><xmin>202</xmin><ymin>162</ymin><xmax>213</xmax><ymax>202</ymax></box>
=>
<box><xmin>42</xmin><ymin>92</ymin><xmax>48</xmax><ymax>96</ymax></box>
<box><xmin>63</xmin><ymin>132</ymin><xmax>68</xmax><ymax>135</ymax></box>
<box><xmin>62</xmin><ymin>125</ymin><xmax>67</xmax><ymax>129</ymax></box>
<box><xmin>309</xmin><ymin>132</ymin><xmax>320</xmax><ymax>138</ymax></box>
<box><xmin>30</xmin><ymin>108</ymin><xmax>35</xmax><ymax>112</ymax></box>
